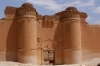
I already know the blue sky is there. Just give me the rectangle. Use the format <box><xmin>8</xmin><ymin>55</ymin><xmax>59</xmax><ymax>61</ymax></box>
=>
<box><xmin>0</xmin><ymin>0</ymin><xmax>100</xmax><ymax>24</ymax></box>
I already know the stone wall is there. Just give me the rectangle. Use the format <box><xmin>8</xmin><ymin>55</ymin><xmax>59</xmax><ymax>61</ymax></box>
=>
<box><xmin>81</xmin><ymin>24</ymin><xmax>100</xmax><ymax>62</ymax></box>
<box><xmin>0</xmin><ymin>2</ymin><xmax>100</xmax><ymax>65</ymax></box>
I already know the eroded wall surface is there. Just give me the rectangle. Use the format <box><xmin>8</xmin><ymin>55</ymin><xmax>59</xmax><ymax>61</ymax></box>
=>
<box><xmin>81</xmin><ymin>24</ymin><xmax>100</xmax><ymax>62</ymax></box>
<box><xmin>0</xmin><ymin>3</ymin><xmax>100</xmax><ymax>65</ymax></box>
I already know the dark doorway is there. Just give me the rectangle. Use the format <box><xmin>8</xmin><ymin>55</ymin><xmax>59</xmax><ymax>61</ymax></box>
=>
<box><xmin>43</xmin><ymin>50</ymin><xmax>55</xmax><ymax>65</ymax></box>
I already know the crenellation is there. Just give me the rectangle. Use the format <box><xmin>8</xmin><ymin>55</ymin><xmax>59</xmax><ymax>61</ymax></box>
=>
<box><xmin>60</xmin><ymin>7</ymin><xmax>88</xmax><ymax>22</ymax></box>
<box><xmin>42</xmin><ymin>15</ymin><xmax>59</xmax><ymax>28</ymax></box>
<box><xmin>1</xmin><ymin>2</ymin><xmax>100</xmax><ymax>65</ymax></box>
<box><xmin>18</xmin><ymin>9</ymin><xmax>36</xmax><ymax>18</ymax></box>
<box><xmin>43</xmin><ymin>15</ymin><xmax>59</xmax><ymax>21</ymax></box>
<box><xmin>17</xmin><ymin>3</ymin><xmax>37</xmax><ymax>19</ymax></box>
<box><xmin>60</xmin><ymin>13</ymin><xmax>80</xmax><ymax>21</ymax></box>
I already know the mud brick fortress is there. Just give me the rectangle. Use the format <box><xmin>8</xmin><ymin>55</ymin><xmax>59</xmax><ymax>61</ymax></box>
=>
<box><xmin>0</xmin><ymin>3</ymin><xmax>100</xmax><ymax>65</ymax></box>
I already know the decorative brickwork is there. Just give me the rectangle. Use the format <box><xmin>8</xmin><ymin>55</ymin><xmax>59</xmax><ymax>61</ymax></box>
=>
<box><xmin>0</xmin><ymin>3</ymin><xmax>100</xmax><ymax>65</ymax></box>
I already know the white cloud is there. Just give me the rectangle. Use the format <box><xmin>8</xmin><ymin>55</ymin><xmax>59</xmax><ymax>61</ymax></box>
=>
<box><xmin>26</xmin><ymin>0</ymin><xmax>95</xmax><ymax>12</ymax></box>
<box><xmin>26</xmin><ymin>0</ymin><xmax>63</xmax><ymax>11</ymax></box>
<box><xmin>93</xmin><ymin>7</ymin><xmax>100</xmax><ymax>14</ymax></box>
<box><xmin>63</xmin><ymin>0</ymin><xmax>95</xmax><ymax>8</ymax></box>
<box><xmin>94</xmin><ymin>20</ymin><xmax>100</xmax><ymax>24</ymax></box>
<box><xmin>77</xmin><ymin>0</ymin><xmax>95</xmax><ymax>7</ymax></box>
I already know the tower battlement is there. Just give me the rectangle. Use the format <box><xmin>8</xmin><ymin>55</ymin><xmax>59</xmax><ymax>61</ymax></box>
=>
<box><xmin>60</xmin><ymin>7</ymin><xmax>80</xmax><ymax>21</ymax></box>
<box><xmin>60</xmin><ymin>7</ymin><xmax>87</xmax><ymax>22</ymax></box>
<box><xmin>18</xmin><ymin>3</ymin><xmax>36</xmax><ymax>18</ymax></box>
<box><xmin>0</xmin><ymin>2</ymin><xmax>100</xmax><ymax>65</ymax></box>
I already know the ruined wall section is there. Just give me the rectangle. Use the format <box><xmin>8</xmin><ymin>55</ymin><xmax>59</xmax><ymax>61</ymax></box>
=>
<box><xmin>81</xmin><ymin>24</ymin><xmax>100</xmax><ymax>61</ymax></box>
<box><xmin>0</xmin><ymin>6</ymin><xmax>18</xmax><ymax>61</ymax></box>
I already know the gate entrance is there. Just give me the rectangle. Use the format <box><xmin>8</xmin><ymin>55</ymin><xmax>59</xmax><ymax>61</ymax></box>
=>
<box><xmin>43</xmin><ymin>50</ymin><xmax>55</xmax><ymax>65</ymax></box>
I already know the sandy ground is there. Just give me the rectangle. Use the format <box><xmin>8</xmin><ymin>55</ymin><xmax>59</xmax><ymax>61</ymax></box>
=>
<box><xmin>0</xmin><ymin>58</ymin><xmax>100</xmax><ymax>66</ymax></box>
<box><xmin>79</xmin><ymin>58</ymin><xmax>100</xmax><ymax>66</ymax></box>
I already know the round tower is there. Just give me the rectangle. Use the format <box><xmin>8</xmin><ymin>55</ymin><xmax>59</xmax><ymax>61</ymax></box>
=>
<box><xmin>61</xmin><ymin>7</ymin><xmax>87</xmax><ymax>64</ymax></box>
<box><xmin>17</xmin><ymin>3</ymin><xmax>37</xmax><ymax>64</ymax></box>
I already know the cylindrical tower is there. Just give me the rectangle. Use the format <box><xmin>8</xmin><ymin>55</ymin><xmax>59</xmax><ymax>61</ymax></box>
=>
<box><xmin>61</xmin><ymin>7</ymin><xmax>86</xmax><ymax>64</ymax></box>
<box><xmin>17</xmin><ymin>3</ymin><xmax>37</xmax><ymax>64</ymax></box>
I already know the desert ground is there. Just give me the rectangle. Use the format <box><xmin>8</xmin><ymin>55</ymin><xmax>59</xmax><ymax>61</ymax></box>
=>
<box><xmin>0</xmin><ymin>58</ymin><xmax>100</xmax><ymax>66</ymax></box>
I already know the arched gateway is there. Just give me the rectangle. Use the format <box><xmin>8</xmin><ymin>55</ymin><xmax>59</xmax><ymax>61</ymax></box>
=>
<box><xmin>42</xmin><ymin>40</ymin><xmax>55</xmax><ymax>65</ymax></box>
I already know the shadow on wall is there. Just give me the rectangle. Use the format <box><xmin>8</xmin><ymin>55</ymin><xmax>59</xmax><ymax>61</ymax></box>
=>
<box><xmin>53</xmin><ymin>22</ymin><xmax>64</xmax><ymax>65</ymax></box>
<box><xmin>6</xmin><ymin>14</ymin><xmax>18</xmax><ymax>61</ymax></box>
